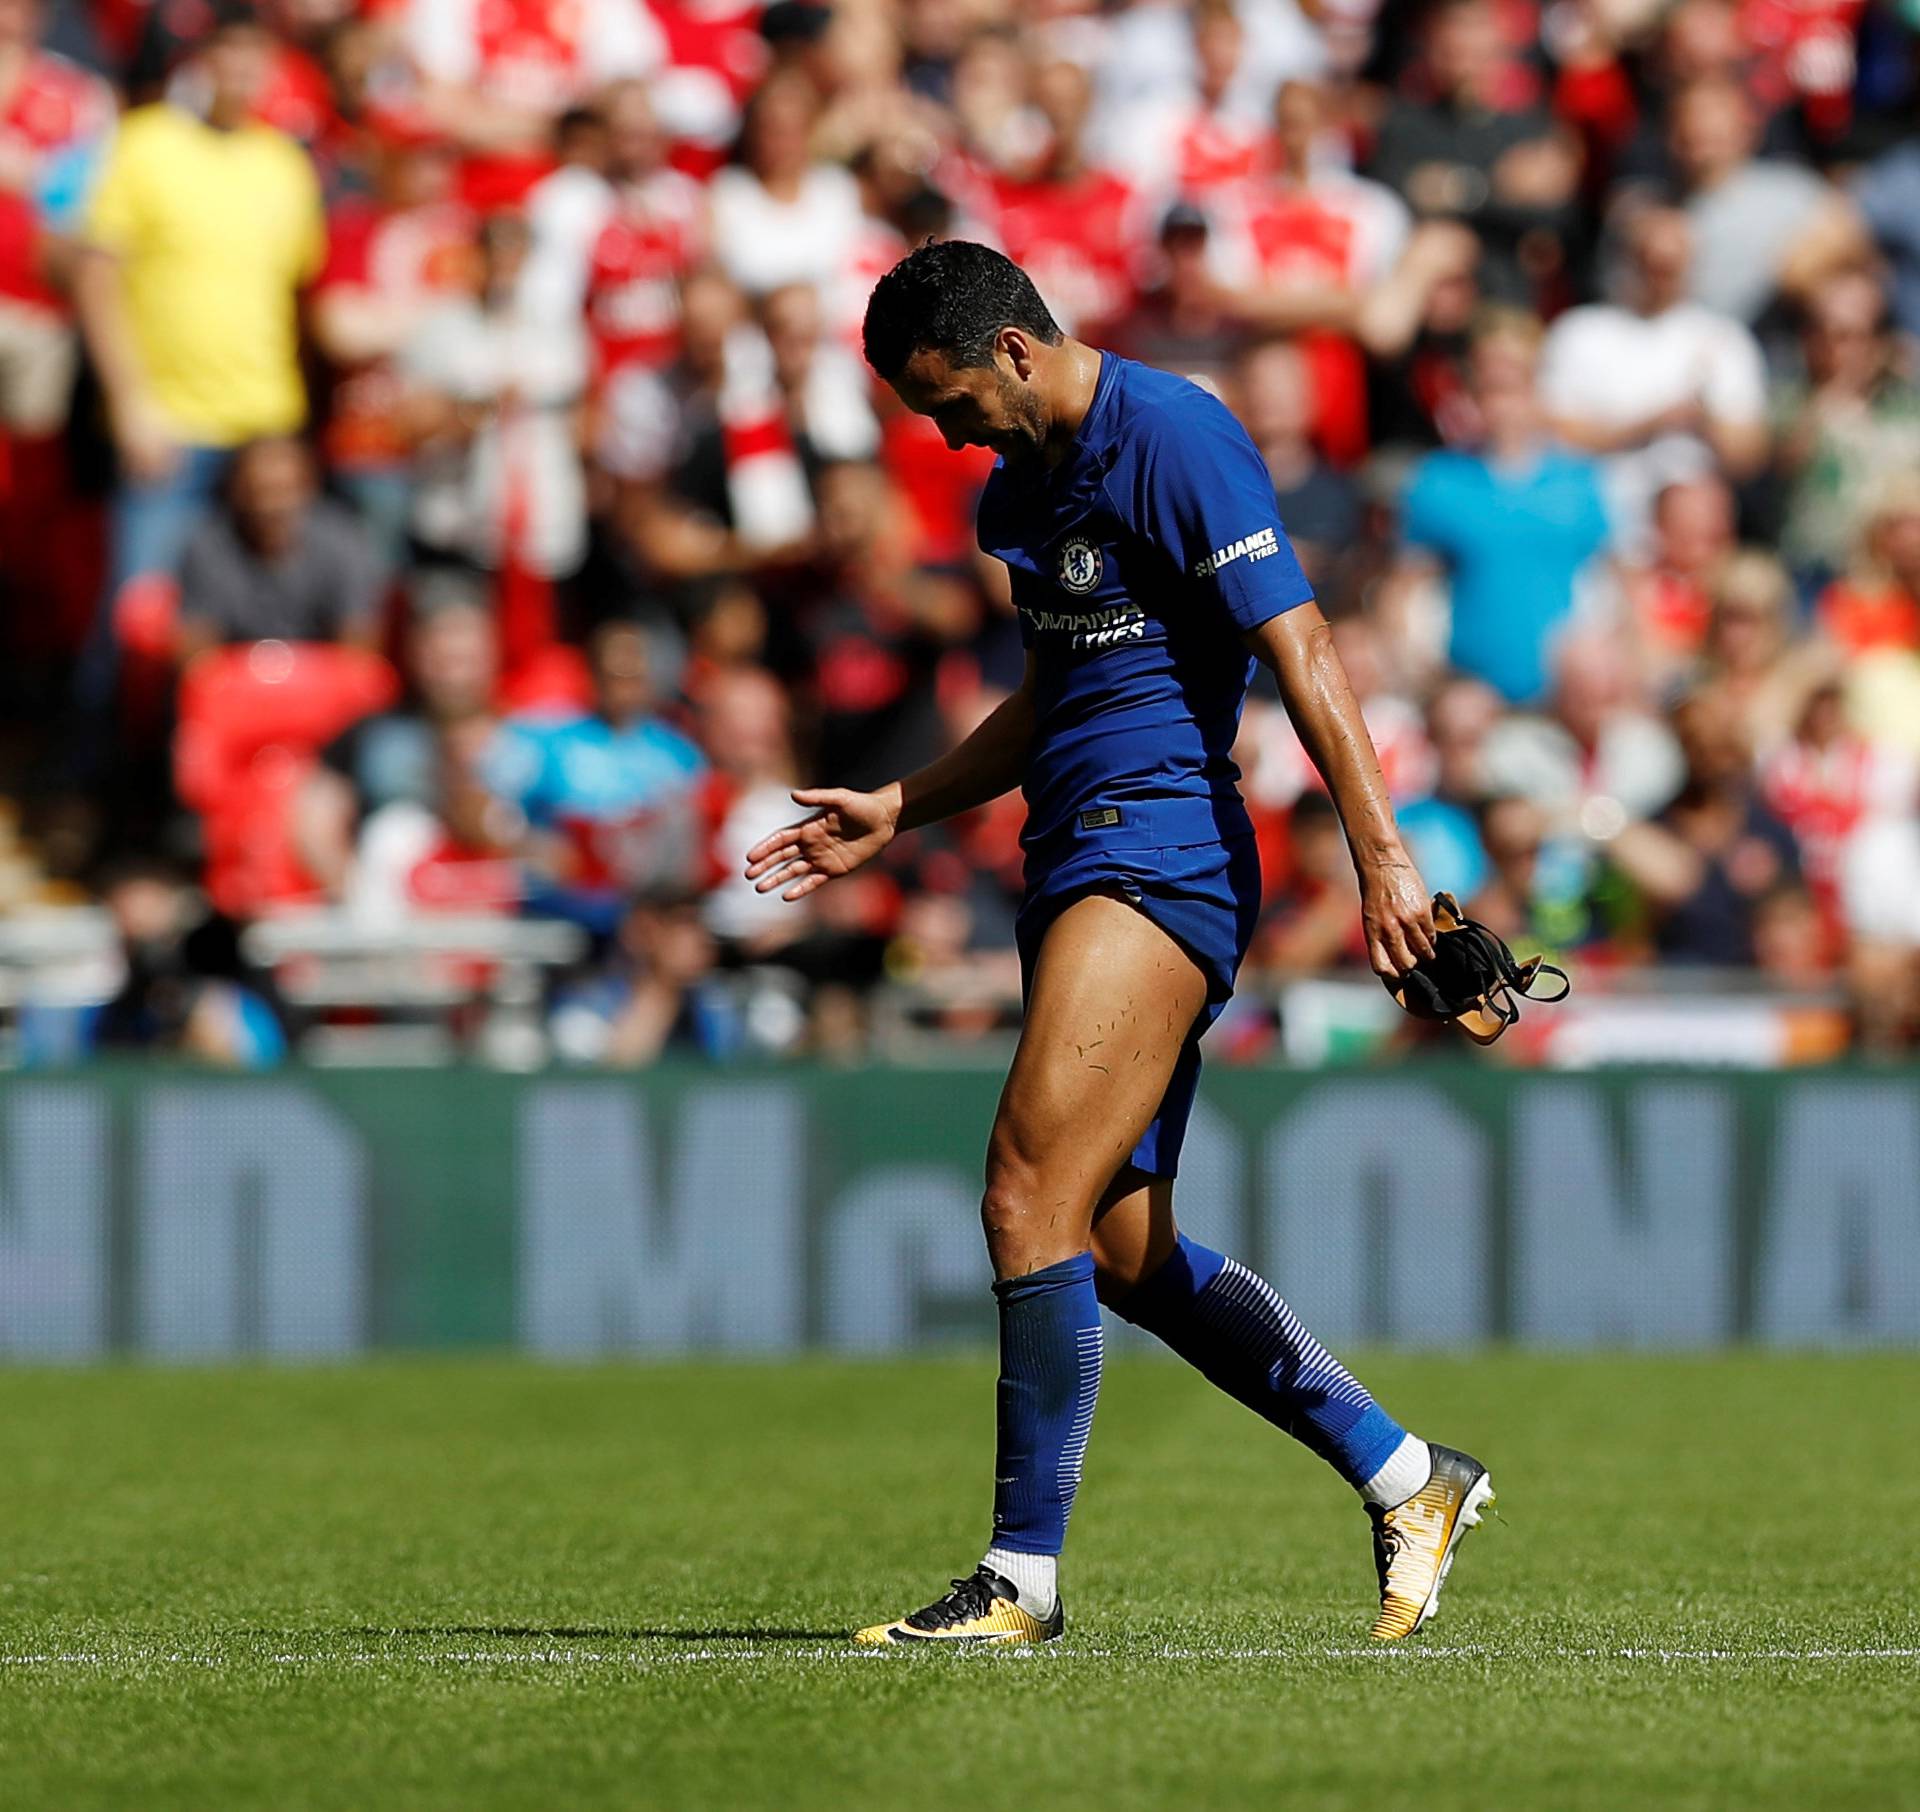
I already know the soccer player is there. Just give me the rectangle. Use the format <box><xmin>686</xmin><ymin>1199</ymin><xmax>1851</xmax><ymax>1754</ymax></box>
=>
<box><xmin>743</xmin><ymin>241</ymin><xmax>1493</xmax><ymax>1646</ymax></box>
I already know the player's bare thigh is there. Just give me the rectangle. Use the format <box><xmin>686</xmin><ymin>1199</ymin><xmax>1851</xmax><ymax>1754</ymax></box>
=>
<box><xmin>983</xmin><ymin>889</ymin><xmax>1209</xmax><ymax>1280</ymax></box>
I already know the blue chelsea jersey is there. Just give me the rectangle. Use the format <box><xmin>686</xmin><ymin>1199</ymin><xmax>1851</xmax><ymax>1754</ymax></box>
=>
<box><xmin>976</xmin><ymin>353</ymin><xmax>1315</xmax><ymax>869</ymax></box>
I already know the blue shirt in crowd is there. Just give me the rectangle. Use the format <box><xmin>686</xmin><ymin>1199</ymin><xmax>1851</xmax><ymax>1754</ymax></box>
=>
<box><xmin>493</xmin><ymin>712</ymin><xmax>708</xmax><ymax>929</ymax></box>
<box><xmin>1399</xmin><ymin>445</ymin><xmax>1611</xmax><ymax>706</ymax></box>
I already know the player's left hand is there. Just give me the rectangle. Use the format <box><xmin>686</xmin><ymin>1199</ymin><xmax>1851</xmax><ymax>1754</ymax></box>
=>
<box><xmin>1359</xmin><ymin>853</ymin><xmax>1437</xmax><ymax>981</ymax></box>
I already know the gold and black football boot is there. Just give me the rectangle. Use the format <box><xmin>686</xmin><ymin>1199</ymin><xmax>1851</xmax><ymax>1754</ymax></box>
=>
<box><xmin>854</xmin><ymin>1567</ymin><xmax>1062</xmax><ymax>1647</ymax></box>
<box><xmin>1367</xmin><ymin>1443</ymin><xmax>1496</xmax><ymax>1641</ymax></box>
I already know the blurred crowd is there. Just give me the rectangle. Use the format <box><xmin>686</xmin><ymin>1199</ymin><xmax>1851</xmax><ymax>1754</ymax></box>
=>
<box><xmin>2</xmin><ymin>0</ymin><xmax>1920</xmax><ymax>1064</ymax></box>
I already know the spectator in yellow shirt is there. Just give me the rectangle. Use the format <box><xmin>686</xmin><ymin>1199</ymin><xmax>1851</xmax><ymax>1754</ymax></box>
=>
<box><xmin>71</xmin><ymin>3</ymin><xmax>324</xmax><ymax>721</ymax></box>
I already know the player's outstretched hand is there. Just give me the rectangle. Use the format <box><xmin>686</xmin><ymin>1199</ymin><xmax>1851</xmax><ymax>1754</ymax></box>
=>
<box><xmin>1360</xmin><ymin>854</ymin><xmax>1437</xmax><ymax>981</ymax></box>
<box><xmin>743</xmin><ymin>786</ymin><xmax>898</xmax><ymax>901</ymax></box>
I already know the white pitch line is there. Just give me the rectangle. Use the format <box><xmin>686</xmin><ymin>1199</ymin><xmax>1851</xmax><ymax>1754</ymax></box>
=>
<box><xmin>0</xmin><ymin>1645</ymin><xmax>1914</xmax><ymax>1668</ymax></box>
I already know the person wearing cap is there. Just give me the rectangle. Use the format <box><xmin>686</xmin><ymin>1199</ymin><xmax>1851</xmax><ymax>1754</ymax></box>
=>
<box><xmin>1105</xmin><ymin>202</ymin><xmax>1249</xmax><ymax>393</ymax></box>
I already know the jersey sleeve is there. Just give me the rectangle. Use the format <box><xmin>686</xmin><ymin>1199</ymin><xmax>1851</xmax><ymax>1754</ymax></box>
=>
<box><xmin>1112</xmin><ymin>401</ymin><xmax>1315</xmax><ymax>633</ymax></box>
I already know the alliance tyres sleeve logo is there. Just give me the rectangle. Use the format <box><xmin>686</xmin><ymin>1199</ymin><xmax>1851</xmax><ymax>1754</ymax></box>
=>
<box><xmin>1191</xmin><ymin>525</ymin><xmax>1279</xmax><ymax>579</ymax></box>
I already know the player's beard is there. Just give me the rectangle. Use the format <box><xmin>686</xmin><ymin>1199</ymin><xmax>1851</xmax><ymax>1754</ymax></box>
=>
<box><xmin>995</xmin><ymin>370</ymin><xmax>1050</xmax><ymax>462</ymax></box>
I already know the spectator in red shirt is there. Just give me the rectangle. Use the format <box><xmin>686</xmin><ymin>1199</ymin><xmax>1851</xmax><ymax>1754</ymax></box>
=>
<box><xmin>0</xmin><ymin>0</ymin><xmax>111</xmax><ymax>440</ymax></box>
<box><xmin>1096</xmin><ymin>0</ymin><xmax>1268</xmax><ymax>220</ymax></box>
<box><xmin>1211</xmin><ymin>78</ymin><xmax>1423</xmax><ymax>463</ymax></box>
<box><xmin>1816</xmin><ymin>471</ymin><xmax>1920</xmax><ymax>657</ymax></box>
<box><xmin>1761</xmin><ymin>676</ymin><xmax>1915</xmax><ymax>940</ymax></box>
<box><xmin>1224</xmin><ymin>78</ymin><xmax>1413</xmax><ymax>333</ymax></box>
<box><xmin>1250</xmin><ymin>790</ymin><xmax>1368</xmax><ymax>977</ymax></box>
<box><xmin>521</xmin><ymin>77</ymin><xmax>706</xmax><ymax>387</ymax></box>
<box><xmin>402</xmin><ymin>0</ymin><xmax>664</xmax><ymax>208</ymax></box>
<box><xmin>981</xmin><ymin>59</ymin><xmax>1145</xmax><ymax>341</ymax></box>
<box><xmin>310</xmin><ymin>128</ymin><xmax>476</xmax><ymax>569</ymax></box>
<box><xmin>345</xmin><ymin>714</ymin><xmax>524</xmax><ymax>927</ymax></box>
<box><xmin>0</xmin><ymin>0</ymin><xmax>111</xmax><ymax>663</ymax></box>
<box><xmin>1620</xmin><ymin>474</ymin><xmax>1738</xmax><ymax>686</ymax></box>
<box><xmin>646</xmin><ymin>0</ymin><xmax>767</xmax><ymax>180</ymax></box>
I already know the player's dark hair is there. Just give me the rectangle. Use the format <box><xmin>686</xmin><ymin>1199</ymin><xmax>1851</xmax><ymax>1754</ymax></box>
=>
<box><xmin>861</xmin><ymin>240</ymin><xmax>1063</xmax><ymax>381</ymax></box>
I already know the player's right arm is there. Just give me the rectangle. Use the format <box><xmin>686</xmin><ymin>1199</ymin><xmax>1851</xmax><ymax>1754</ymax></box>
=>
<box><xmin>744</xmin><ymin>653</ymin><xmax>1036</xmax><ymax>902</ymax></box>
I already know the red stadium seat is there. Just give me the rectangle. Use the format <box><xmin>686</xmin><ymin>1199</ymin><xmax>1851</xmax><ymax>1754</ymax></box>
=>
<box><xmin>111</xmin><ymin>574</ymin><xmax>182</xmax><ymax>745</ymax></box>
<box><xmin>175</xmin><ymin>641</ymin><xmax>400</xmax><ymax>917</ymax></box>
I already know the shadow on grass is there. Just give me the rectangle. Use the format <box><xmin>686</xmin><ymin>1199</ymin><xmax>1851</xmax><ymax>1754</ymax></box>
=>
<box><xmin>347</xmin><ymin>1625</ymin><xmax>849</xmax><ymax>1643</ymax></box>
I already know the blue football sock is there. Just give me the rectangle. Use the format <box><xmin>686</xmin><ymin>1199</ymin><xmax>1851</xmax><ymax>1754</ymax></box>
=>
<box><xmin>1115</xmin><ymin>1235</ymin><xmax>1407</xmax><ymax>1489</ymax></box>
<box><xmin>988</xmin><ymin>1251</ymin><xmax>1104</xmax><ymax>1558</ymax></box>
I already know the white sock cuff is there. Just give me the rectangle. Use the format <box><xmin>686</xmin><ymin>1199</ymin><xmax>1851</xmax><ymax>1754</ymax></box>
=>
<box><xmin>981</xmin><ymin>1545</ymin><xmax>1058</xmax><ymax>1618</ymax></box>
<box><xmin>1359</xmin><ymin>1435</ymin><xmax>1433</xmax><ymax>1508</ymax></box>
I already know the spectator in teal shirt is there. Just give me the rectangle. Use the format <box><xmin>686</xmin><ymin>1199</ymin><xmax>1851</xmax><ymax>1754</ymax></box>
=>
<box><xmin>491</xmin><ymin>621</ymin><xmax>708</xmax><ymax>934</ymax></box>
<box><xmin>1396</xmin><ymin>311</ymin><xmax>1612</xmax><ymax>704</ymax></box>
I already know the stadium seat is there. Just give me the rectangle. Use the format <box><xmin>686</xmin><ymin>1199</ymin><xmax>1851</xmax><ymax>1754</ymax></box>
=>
<box><xmin>175</xmin><ymin>641</ymin><xmax>400</xmax><ymax>917</ymax></box>
<box><xmin>112</xmin><ymin>575</ymin><xmax>182</xmax><ymax>744</ymax></box>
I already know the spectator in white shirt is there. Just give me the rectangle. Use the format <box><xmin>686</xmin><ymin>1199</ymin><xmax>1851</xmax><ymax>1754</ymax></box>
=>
<box><xmin>1481</xmin><ymin>627</ymin><xmax>1685</xmax><ymax>839</ymax></box>
<box><xmin>709</xmin><ymin>69</ymin><xmax>865</xmax><ymax>315</ymax></box>
<box><xmin>760</xmin><ymin>281</ymin><xmax>879</xmax><ymax>466</ymax></box>
<box><xmin>1842</xmin><ymin>790</ymin><xmax>1920</xmax><ymax>1052</ymax></box>
<box><xmin>401</xmin><ymin>211</ymin><xmax>589</xmax><ymax>578</ymax></box>
<box><xmin>520</xmin><ymin>79</ymin><xmax>706</xmax><ymax>340</ymax></box>
<box><xmin>1664</xmin><ymin>76</ymin><xmax>1868</xmax><ymax>328</ymax></box>
<box><xmin>1539</xmin><ymin>202</ymin><xmax>1768</xmax><ymax>556</ymax></box>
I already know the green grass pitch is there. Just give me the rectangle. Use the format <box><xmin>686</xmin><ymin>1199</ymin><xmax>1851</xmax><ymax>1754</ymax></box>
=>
<box><xmin>2</xmin><ymin>1352</ymin><xmax>1916</xmax><ymax>1811</ymax></box>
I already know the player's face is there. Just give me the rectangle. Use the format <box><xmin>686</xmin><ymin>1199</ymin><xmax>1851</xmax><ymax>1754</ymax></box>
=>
<box><xmin>893</xmin><ymin>345</ymin><xmax>1047</xmax><ymax>462</ymax></box>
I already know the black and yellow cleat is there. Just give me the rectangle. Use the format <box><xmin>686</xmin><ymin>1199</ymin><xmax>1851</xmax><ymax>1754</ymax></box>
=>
<box><xmin>853</xmin><ymin>1567</ymin><xmax>1063</xmax><ymax>1647</ymax></box>
<box><xmin>1367</xmin><ymin>1443</ymin><xmax>1496</xmax><ymax>1642</ymax></box>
